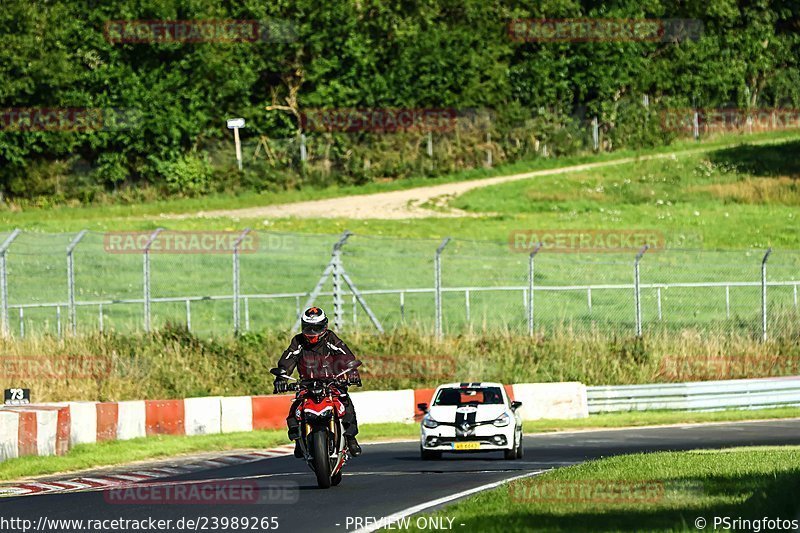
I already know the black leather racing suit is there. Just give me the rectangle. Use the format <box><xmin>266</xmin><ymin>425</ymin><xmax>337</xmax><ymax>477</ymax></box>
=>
<box><xmin>278</xmin><ymin>331</ymin><xmax>361</xmax><ymax>437</ymax></box>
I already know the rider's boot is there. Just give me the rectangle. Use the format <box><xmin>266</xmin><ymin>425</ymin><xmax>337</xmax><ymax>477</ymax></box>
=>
<box><xmin>288</xmin><ymin>427</ymin><xmax>303</xmax><ymax>458</ymax></box>
<box><xmin>346</xmin><ymin>435</ymin><xmax>362</xmax><ymax>457</ymax></box>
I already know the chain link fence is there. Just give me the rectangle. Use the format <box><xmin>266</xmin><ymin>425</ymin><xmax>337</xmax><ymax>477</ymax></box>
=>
<box><xmin>0</xmin><ymin>230</ymin><xmax>798</xmax><ymax>340</ymax></box>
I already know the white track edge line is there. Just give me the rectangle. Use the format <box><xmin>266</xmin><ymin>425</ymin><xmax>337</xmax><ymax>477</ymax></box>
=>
<box><xmin>352</xmin><ymin>469</ymin><xmax>548</xmax><ymax>533</ymax></box>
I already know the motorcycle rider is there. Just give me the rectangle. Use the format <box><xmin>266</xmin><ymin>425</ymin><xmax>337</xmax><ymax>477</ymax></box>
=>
<box><xmin>274</xmin><ymin>306</ymin><xmax>363</xmax><ymax>458</ymax></box>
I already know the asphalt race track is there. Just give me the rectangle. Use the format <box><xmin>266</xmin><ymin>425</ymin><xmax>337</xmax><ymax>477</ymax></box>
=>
<box><xmin>2</xmin><ymin>419</ymin><xmax>800</xmax><ymax>533</ymax></box>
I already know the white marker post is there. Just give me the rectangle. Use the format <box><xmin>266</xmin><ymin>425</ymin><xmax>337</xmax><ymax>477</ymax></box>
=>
<box><xmin>226</xmin><ymin>118</ymin><xmax>246</xmax><ymax>171</ymax></box>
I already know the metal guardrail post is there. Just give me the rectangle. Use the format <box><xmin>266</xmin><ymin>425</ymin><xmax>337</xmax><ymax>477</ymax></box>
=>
<box><xmin>142</xmin><ymin>228</ymin><xmax>164</xmax><ymax>333</ymax></box>
<box><xmin>232</xmin><ymin>228</ymin><xmax>251</xmax><ymax>335</ymax></box>
<box><xmin>0</xmin><ymin>229</ymin><xmax>21</xmax><ymax>338</ymax></box>
<box><xmin>761</xmin><ymin>248</ymin><xmax>772</xmax><ymax>342</ymax></box>
<box><xmin>434</xmin><ymin>237</ymin><xmax>451</xmax><ymax>339</ymax></box>
<box><xmin>634</xmin><ymin>245</ymin><xmax>649</xmax><ymax>337</ymax></box>
<box><xmin>528</xmin><ymin>242</ymin><xmax>543</xmax><ymax>337</ymax></box>
<box><xmin>66</xmin><ymin>230</ymin><xmax>88</xmax><ymax>336</ymax></box>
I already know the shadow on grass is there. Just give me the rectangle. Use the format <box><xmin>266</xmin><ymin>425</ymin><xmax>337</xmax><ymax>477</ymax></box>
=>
<box><xmin>458</xmin><ymin>471</ymin><xmax>800</xmax><ymax>532</ymax></box>
<box><xmin>709</xmin><ymin>140</ymin><xmax>800</xmax><ymax>178</ymax></box>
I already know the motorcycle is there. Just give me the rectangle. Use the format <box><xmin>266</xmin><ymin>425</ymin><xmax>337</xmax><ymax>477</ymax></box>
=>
<box><xmin>270</xmin><ymin>359</ymin><xmax>362</xmax><ymax>489</ymax></box>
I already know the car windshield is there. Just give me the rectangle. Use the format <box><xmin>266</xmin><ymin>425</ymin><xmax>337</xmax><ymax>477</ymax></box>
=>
<box><xmin>433</xmin><ymin>386</ymin><xmax>504</xmax><ymax>406</ymax></box>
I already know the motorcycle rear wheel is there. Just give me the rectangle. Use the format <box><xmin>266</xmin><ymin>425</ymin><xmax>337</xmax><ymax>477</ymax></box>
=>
<box><xmin>312</xmin><ymin>430</ymin><xmax>332</xmax><ymax>489</ymax></box>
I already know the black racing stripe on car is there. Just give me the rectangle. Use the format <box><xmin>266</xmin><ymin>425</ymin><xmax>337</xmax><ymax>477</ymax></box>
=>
<box><xmin>466</xmin><ymin>410</ymin><xmax>476</xmax><ymax>425</ymax></box>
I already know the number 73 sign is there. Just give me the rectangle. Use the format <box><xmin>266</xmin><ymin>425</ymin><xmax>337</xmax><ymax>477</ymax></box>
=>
<box><xmin>4</xmin><ymin>388</ymin><xmax>30</xmax><ymax>405</ymax></box>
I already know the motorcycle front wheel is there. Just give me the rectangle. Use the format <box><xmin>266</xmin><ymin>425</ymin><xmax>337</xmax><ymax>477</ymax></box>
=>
<box><xmin>311</xmin><ymin>430</ymin><xmax>332</xmax><ymax>489</ymax></box>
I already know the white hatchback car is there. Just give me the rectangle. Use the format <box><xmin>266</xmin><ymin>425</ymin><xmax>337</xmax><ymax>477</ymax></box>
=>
<box><xmin>418</xmin><ymin>382</ymin><xmax>523</xmax><ymax>460</ymax></box>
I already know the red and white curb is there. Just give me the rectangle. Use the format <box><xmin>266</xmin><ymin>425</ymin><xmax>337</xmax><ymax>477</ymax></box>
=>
<box><xmin>0</xmin><ymin>444</ymin><xmax>295</xmax><ymax>498</ymax></box>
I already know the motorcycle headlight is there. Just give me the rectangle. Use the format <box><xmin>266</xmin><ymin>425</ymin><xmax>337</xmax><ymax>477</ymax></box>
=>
<box><xmin>422</xmin><ymin>416</ymin><xmax>439</xmax><ymax>429</ymax></box>
<box><xmin>493</xmin><ymin>413</ymin><xmax>511</xmax><ymax>427</ymax></box>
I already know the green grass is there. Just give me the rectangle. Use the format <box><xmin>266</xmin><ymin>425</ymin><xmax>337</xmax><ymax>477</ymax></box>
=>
<box><xmin>7</xmin><ymin>329</ymin><xmax>800</xmax><ymax>402</ymax></box>
<box><xmin>3</xmin><ymin>409</ymin><xmax>799</xmax><ymax>483</ymax></box>
<box><xmin>407</xmin><ymin>446</ymin><xmax>800</xmax><ymax>532</ymax></box>
<box><xmin>1</xmin><ymin>130</ymin><xmax>797</xmax><ymax>234</ymax></box>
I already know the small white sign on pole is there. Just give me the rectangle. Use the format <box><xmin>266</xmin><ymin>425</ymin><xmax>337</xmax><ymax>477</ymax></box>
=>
<box><xmin>226</xmin><ymin>118</ymin><xmax>246</xmax><ymax>171</ymax></box>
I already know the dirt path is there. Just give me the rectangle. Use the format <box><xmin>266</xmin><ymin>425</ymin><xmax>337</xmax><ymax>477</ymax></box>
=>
<box><xmin>164</xmin><ymin>143</ymin><xmax>764</xmax><ymax>220</ymax></box>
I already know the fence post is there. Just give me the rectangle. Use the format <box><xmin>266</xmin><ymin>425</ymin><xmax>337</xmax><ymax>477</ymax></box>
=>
<box><xmin>634</xmin><ymin>245</ymin><xmax>649</xmax><ymax>337</ymax></box>
<box><xmin>725</xmin><ymin>285</ymin><xmax>731</xmax><ymax>319</ymax></box>
<box><xmin>761</xmin><ymin>248</ymin><xmax>772</xmax><ymax>342</ymax></box>
<box><xmin>528</xmin><ymin>242</ymin><xmax>543</xmax><ymax>337</ymax></box>
<box><xmin>434</xmin><ymin>237</ymin><xmax>451</xmax><ymax>339</ymax></box>
<box><xmin>0</xmin><ymin>229</ymin><xmax>21</xmax><ymax>338</ymax></box>
<box><xmin>232</xmin><ymin>228</ymin><xmax>251</xmax><ymax>335</ymax></box>
<box><xmin>332</xmin><ymin>231</ymin><xmax>352</xmax><ymax>331</ymax></box>
<box><xmin>142</xmin><ymin>228</ymin><xmax>164</xmax><ymax>333</ymax></box>
<box><xmin>66</xmin><ymin>229</ymin><xmax>88</xmax><ymax>336</ymax></box>
<box><xmin>592</xmin><ymin>117</ymin><xmax>599</xmax><ymax>151</ymax></box>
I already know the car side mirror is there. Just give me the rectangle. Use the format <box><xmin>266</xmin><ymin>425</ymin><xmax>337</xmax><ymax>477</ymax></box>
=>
<box><xmin>511</xmin><ymin>401</ymin><xmax>522</xmax><ymax>411</ymax></box>
<box><xmin>417</xmin><ymin>403</ymin><xmax>429</xmax><ymax>413</ymax></box>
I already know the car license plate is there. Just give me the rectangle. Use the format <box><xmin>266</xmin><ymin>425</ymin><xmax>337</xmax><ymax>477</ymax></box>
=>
<box><xmin>453</xmin><ymin>442</ymin><xmax>480</xmax><ymax>450</ymax></box>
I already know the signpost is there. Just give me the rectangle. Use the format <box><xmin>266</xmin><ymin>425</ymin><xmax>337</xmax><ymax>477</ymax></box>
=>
<box><xmin>4</xmin><ymin>388</ymin><xmax>30</xmax><ymax>405</ymax></box>
<box><xmin>226</xmin><ymin>118</ymin><xmax>246</xmax><ymax>171</ymax></box>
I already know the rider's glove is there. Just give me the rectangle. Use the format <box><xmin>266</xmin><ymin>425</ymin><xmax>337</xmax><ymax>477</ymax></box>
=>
<box><xmin>273</xmin><ymin>379</ymin><xmax>289</xmax><ymax>394</ymax></box>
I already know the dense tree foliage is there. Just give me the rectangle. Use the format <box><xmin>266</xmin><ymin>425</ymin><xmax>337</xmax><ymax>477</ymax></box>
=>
<box><xmin>1</xmin><ymin>0</ymin><xmax>798</xmax><ymax>203</ymax></box>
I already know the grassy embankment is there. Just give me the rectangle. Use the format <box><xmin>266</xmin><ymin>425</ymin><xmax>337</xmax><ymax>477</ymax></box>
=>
<box><xmin>407</xmin><ymin>446</ymin><xmax>800</xmax><ymax>532</ymax></box>
<box><xmin>3</xmin><ymin>327</ymin><xmax>800</xmax><ymax>402</ymax></box>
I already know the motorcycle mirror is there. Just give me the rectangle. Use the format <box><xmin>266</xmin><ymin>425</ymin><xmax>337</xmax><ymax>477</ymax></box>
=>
<box><xmin>346</xmin><ymin>360</ymin><xmax>362</xmax><ymax>370</ymax></box>
<box><xmin>270</xmin><ymin>367</ymin><xmax>287</xmax><ymax>377</ymax></box>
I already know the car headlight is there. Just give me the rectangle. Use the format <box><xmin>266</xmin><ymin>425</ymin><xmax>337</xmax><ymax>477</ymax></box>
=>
<box><xmin>493</xmin><ymin>413</ymin><xmax>511</xmax><ymax>427</ymax></box>
<box><xmin>422</xmin><ymin>416</ymin><xmax>439</xmax><ymax>429</ymax></box>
